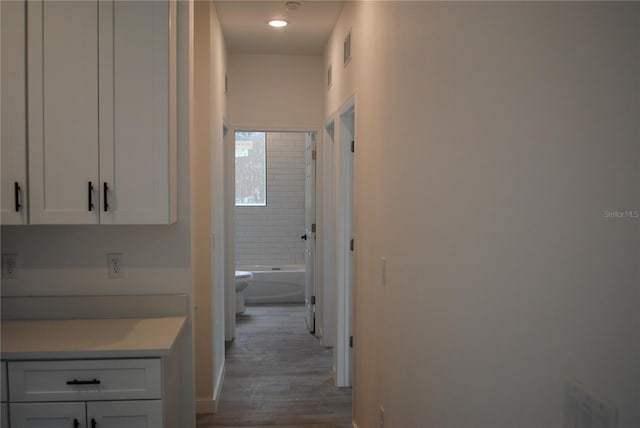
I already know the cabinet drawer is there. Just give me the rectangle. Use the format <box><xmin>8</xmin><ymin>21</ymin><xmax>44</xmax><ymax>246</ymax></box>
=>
<box><xmin>8</xmin><ymin>359</ymin><xmax>161</xmax><ymax>402</ymax></box>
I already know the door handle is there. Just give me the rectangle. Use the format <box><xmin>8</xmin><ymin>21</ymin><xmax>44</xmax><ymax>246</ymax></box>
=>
<box><xmin>301</xmin><ymin>234</ymin><xmax>308</xmax><ymax>240</ymax></box>
<box><xmin>14</xmin><ymin>182</ymin><xmax>21</xmax><ymax>212</ymax></box>
<box><xmin>73</xmin><ymin>419</ymin><xmax>80</xmax><ymax>428</ymax></box>
<box><xmin>103</xmin><ymin>182</ymin><xmax>109</xmax><ymax>212</ymax></box>
<box><xmin>88</xmin><ymin>182</ymin><xmax>94</xmax><ymax>211</ymax></box>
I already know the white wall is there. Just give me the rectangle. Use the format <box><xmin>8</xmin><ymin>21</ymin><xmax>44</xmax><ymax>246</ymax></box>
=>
<box><xmin>324</xmin><ymin>2</ymin><xmax>640</xmax><ymax>427</ymax></box>
<box><xmin>236</xmin><ymin>132</ymin><xmax>306</xmax><ymax>267</ymax></box>
<box><xmin>1</xmin><ymin>2</ymin><xmax>195</xmax><ymax>426</ymax></box>
<box><xmin>228</xmin><ymin>54</ymin><xmax>323</xmax><ymax>130</ymax></box>
<box><xmin>192</xmin><ymin>0</ymin><xmax>227</xmax><ymax>414</ymax></box>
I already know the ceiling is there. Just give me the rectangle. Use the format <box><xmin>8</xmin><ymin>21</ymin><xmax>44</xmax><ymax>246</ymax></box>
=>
<box><xmin>214</xmin><ymin>1</ymin><xmax>345</xmax><ymax>55</ymax></box>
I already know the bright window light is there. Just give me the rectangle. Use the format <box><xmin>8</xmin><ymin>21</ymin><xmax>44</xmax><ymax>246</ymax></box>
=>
<box><xmin>236</xmin><ymin>132</ymin><xmax>267</xmax><ymax>207</ymax></box>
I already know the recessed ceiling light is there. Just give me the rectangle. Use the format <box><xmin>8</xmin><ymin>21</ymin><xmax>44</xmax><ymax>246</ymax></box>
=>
<box><xmin>268</xmin><ymin>19</ymin><xmax>288</xmax><ymax>28</ymax></box>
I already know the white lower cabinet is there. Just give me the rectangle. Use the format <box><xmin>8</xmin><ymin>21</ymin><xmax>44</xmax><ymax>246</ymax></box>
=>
<box><xmin>88</xmin><ymin>400</ymin><xmax>163</xmax><ymax>428</ymax></box>
<box><xmin>6</xmin><ymin>359</ymin><xmax>165</xmax><ymax>428</ymax></box>
<box><xmin>10</xmin><ymin>402</ymin><xmax>84</xmax><ymax>428</ymax></box>
<box><xmin>1</xmin><ymin>403</ymin><xmax>8</xmax><ymax>428</ymax></box>
<box><xmin>10</xmin><ymin>401</ymin><xmax>162</xmax><ymax>428</ymax></box>
<box><xmin>2</xmin><ymin>361</ymin><xmax>7</xmax><ymax>428</ymax></box>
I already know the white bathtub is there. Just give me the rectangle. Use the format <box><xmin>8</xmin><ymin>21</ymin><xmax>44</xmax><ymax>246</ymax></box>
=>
<box><xmin>238</xmin><ymin>265</ymin><xmax>305</xmax><ymax>304</ymax></box>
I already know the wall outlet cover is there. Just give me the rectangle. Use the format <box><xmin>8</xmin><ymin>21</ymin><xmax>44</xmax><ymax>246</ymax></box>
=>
<box><xmin>1</xmin><ymin>253</ymin><xmax>17</xmax><ymax>279</ymax></box>
<box><xmin>107</xmin><ymin>253</ymin><xmax>124</xmax><ymax>279</ymax></box>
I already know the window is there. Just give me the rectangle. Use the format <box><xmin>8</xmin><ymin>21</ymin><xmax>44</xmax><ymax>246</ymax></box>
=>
<box><xmin>235</xmin><ymin>131</ymin><xmax>266</xmax><ymax>206</ymax></box>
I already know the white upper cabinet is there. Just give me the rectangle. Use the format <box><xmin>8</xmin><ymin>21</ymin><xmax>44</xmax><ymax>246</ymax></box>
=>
<box><xmin>26</xmin><ymin>0</ymin><xmax>176</xmax><ymax>225</ymax></box>
<box><xmin>99</xmin><ymin>0</ymin><xmax>177</xmax><ymax>224</ymax></box>
<box><xmin>1</xmin><ymin>0</ymin><xmax>28</xmax><ymax>225</ymax></box>
<box><xmin>28</xmin><ymin>0</ymin><xmax>101</xmax><ymax>225</ymax></box>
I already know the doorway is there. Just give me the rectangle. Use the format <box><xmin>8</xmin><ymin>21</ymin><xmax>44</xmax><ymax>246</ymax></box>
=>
<box><xmin>226</xmin><ymin>130</ymin><xmax>318</xmax><ymax>340</ymax></box>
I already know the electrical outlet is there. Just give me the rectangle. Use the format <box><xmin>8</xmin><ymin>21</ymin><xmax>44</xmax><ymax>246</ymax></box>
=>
<box><xmin>1</xmin><ymin>253</ymin><xmax>17</xmax><ymax>279</ymax></box>
<box><xmin>379</xmin><ymin>405</ymin><xmax>385</xmax><ymax>428</ymax></box>
<box><xmin>107</xmin><ymin>253</ymin><xmax>124</xmax><ymax>279</ymax></box>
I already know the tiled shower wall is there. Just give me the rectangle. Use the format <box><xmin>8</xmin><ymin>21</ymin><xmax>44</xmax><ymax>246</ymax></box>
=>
<box><xmin>236</xmin><ymin>132</ymin><xmax>306</xmax><ymax>266</ymax></box>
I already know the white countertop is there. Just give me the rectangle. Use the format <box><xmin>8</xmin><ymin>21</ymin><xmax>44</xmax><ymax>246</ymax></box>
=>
<box><xmin>1</xmin><ymin>316</ymin><xmax>187</xmax><ymax>359</ymax></box>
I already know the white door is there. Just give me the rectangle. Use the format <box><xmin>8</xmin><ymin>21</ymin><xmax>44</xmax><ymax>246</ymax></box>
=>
<box><xmin>27</xmin><ymin>1</ymin><xmax>100</xmax><ymax>224</ymax></box>
<box><xmin>304</xmin><ymin>132</ymin><xmax>317</xmax><ymax>333</ymax></box>
<box><xmin>87</xmin><ymin>400</ymin><xmax>163</xmax><ymax>428</ymax></box>
<box><xmin>10</xmin><ymin>402</ymin><xmax>85</xmax><ymax>428</ymax></box>
<box><xmin>1</xmin><ymin>0</ymin><xmax>28</xmax><ymax>225</ymax></box>
<box><xmin>99</xmin><ymin>0</ymin><xmax>176</xmax><ymax>224</ymax></box>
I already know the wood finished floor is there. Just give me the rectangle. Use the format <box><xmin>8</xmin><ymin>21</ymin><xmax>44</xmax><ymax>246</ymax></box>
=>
<box><xmin>196</xmin><ymin>304</ymin><xmax>352</xmax><ymax>428</ymax></box>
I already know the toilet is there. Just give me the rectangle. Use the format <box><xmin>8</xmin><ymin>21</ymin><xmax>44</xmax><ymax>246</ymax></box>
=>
<box><xmin>235</xmin><ymin>271</ymin><xmax>252</xmax><ymax>314</ymax></box>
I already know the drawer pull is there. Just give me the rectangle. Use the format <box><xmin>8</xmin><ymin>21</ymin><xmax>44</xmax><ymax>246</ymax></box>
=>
<box><xmin>91</xmin><ymin>418</ymin><xmax>97</xmax><ymax>428</ymax></box>
<box><xmin>66</xmin><ymin>378</ymin><xmax>101</xmax><ymax>385</ymax></box>
<box><xmin>74</xmin><ymin>419</ymin><xmax>80</xmax><ymax>428</ymax></box>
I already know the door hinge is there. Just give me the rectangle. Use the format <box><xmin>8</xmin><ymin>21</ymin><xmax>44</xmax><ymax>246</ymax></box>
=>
<box><xmin>351</xmin><ymin>140</ymin><xmax>355</xmax><ymax>153</ymax></box>
<box><xmin>312</xmin><ymin>150</ymin><xmax>317</xmax><ymax>160</ymax></box>
<box><xmin>311</xmin><ymin>223</ymin><xmax>316</xmax><ymax>233</ymax></box>
<box><xmin>311</xmin><ymin>296</ymin><xmax>316</xmax><ymax>305</ymax></box>
<box><xmin>349</xmin><ymin>336</ymin><xmax>353</xmax><ymax>348</ymax></box>
<box><xmin>350</xmin><ymin>239</ymin><xmax>354</xmax><ymax>251</ymax></box>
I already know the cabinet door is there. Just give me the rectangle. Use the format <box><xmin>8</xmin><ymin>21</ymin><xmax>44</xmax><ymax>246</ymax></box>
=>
<box><xmin>87</xmin><ymin>400</ymin><xmax>162</xmax><ymax>428</ymax></box>
<box><xmin>1</xmin><ymin>403</ymin><xmax>8</xmax><ymax>428</ymax></box>
<box><xmin>10</xmin><ymin>402</ymin><xmax>85</xmax><ymax>428</ymax></box>
<box><xmin>28</xmin><ymin>1</ymin><xmax>100</xmax><ymax>224</ymax></box>
<box><xmin>99</xmin><ymin>0</ymin><xmax>177</xmax><ymax>224</ymax></box>
<box><xmin>1</xmin><ymin>0</ymin><xmax>28</xmax><ymax>225</ymax></box>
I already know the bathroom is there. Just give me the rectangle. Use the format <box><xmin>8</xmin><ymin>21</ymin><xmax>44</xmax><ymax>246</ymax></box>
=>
<box><xmin>234</xmin><ymin>131</ymin><xmax>308</xmax><ymax>314</ymax></box>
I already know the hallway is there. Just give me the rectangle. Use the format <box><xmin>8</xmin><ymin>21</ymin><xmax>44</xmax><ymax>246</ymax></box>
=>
<box><xmin>197</xmin><ymin>304</ymin><xmax>352</xmax><ymax>428</ymax></box>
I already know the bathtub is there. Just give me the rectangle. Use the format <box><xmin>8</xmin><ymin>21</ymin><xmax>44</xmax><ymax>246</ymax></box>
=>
<box><xmin>238</xmin><ymin>265</ymin><xmax>305</xmax><ymax>304</ymax></box>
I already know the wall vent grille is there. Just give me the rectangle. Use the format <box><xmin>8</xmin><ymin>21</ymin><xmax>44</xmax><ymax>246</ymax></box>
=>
<box><xmin>343</xmin><ymin>31</ymin><xmax>352</xmax><ymax>65</ymax></box>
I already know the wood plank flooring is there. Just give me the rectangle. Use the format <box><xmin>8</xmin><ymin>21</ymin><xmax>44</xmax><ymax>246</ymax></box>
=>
<box><xmin>196</xmin><ymin>304</ymin><xmax>352</xmax><ymax>428</ymax></box>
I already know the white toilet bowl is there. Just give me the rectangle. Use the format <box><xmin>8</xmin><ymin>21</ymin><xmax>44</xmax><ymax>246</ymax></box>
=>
<box><xmin>235</xmin><ymin>271</ymin><xmax>252</xmax><ymax>314</ymax></box>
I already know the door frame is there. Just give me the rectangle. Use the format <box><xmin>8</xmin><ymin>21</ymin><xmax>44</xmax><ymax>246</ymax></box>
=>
<box><xmin>223</xmin><ymin>126</ymin><xmax>322</xmax><ymax>341</ymax></box>
<box><xmin>319</xmin><ymin>117</ymin><xmax>336</xmax><ymax>348</ymax></box>
<box><xmin>334</xmin><ymin>96</ymin><xmax>355</xmax><ymax>387</ymax></box>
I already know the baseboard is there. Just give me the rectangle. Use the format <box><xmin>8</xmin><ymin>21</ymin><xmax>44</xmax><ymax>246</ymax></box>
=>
<box><xmin>196</xmin><ymin>362</ymin><xmax>226</xmax><ymax>415</ymax></box>
<box><xmin>196</xmin><ymin>398</ymin><xmax>216</xmax><ymax>414</ymax></box>
<box><xmin>213</xmin><ymin>361</ymin><xmax>226</xmax><ymax>409</ymax></box>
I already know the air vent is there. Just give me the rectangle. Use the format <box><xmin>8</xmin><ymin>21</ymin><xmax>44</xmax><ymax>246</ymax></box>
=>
<box><xmin>327</xmin><ymin>64</ymin><xmax>332</xmax><ymax>88</ymax></box>
<box><xmin>343</xmin><ymin>31</ymin><xmax>352</xmax><ymax>65</ymax></box>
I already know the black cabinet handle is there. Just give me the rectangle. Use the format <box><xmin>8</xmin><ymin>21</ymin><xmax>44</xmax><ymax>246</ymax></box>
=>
<box><xmin>14</xmin><ymin>182</ymin><xmax>21</xmax><ymax>212</ymax></box>
<box><xmin>91</xmin><ymin>418</ymin><xmax>97</xmax><ymax>428</ymax></box>
<box><xmin>73</xmin><ymin>418</ymin><xmax>80</xmax><ymax>428</ymax></box>
<box><xmin>88</xmin><ymin>182</ymin><xmax>94</xmax><ymax>211</ymax></box>
<box><xmin>66</xmin><ymin>378</ymin><xmax>101</xmax><ymax>385</ymax></box>
<box><xmin>103</xmin><ymin>182</ymin><xmax>109</xmax><ymax>212</ymax></box>
<box><xmin>301</xmin><ymin>234</ymin><xmax>308</xmax><ymax>240</ymax></box>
